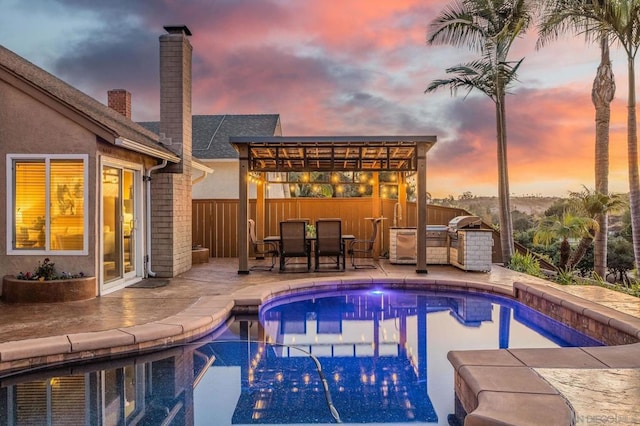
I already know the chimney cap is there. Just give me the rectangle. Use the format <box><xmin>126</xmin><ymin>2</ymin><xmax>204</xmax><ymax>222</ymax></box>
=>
<box><xmin>163</xmin><ymin>25</ymin><xmax>192</xmax><ymax>36</ymax></box>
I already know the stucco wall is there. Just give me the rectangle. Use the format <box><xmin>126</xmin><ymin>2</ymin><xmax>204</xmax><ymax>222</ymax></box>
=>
<box><xmin>192</xmin><ymin>161</ymin><xmax>289</xmax><ymax>199</ymax></box>
<box><xmin>0</xmin><ymin>78</ymin><xmax>157</xmax><ymax>286</ymax></box>
<box><xmin>0</xmin><ymin>79</ymin><xmax>100</xmax><ymax>279</ymax></box>
<box><xmin>192</xmin><ymin>161</ymin><xmax>252</xmax><ymax>199</ymax></box>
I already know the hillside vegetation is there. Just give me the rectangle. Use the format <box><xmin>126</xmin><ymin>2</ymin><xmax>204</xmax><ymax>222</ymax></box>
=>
<box><xmin>432</xmin><ymin>196</ymin><xmax>562</xmax><ymax>220</ymax></box>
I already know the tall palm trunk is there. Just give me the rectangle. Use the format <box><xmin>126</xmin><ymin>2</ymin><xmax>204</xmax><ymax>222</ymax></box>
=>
<box><xmin>559</xmin><ymin>238</ymin><xmax>571</xmax><ymax>270</ymax></box>
<box><xmin>592</xmin><ymin>38</ymin><xmax>615</xmax><ymax>278</ymax></box>
<box><xmin>568</xmin><ymin>230</ymin><xmax>596</xmax><ymax>270</ymax></box>
<box><xmin>627</xmin><ymin>57</ymin><xmax>640</xmax><ymax>272</ymax></box>
<box><xmin>496</xmin><ymin>85</ymin><xmax>514</xmax><ymax>265</ymax></box>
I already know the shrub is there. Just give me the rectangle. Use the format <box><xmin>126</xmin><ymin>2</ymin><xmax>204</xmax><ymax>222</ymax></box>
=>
<box><xmin>508</xmin><ymin>251</ymin><xmax>543</xmax><ymax>278</ymax></box>
<box><xmin>16</xmin><ymin>258</ymin><xmax>85</xmax><ymax>281</ymax></box>
<box><xmin>555</xmin><ymin>268</ymin><xmax>575</xmax><ymax>285</ymax></box>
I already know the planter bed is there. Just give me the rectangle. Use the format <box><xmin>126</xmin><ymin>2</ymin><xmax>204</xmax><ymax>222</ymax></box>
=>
<box><xmin>2</xmin><ymin>275</ymin><xmax>96</xmax><ymax>303</ymax></box>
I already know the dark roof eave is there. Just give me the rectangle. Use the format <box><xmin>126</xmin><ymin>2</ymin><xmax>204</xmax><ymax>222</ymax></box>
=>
<box><xmin>229</xmin><ymin>135</ymin><xmax>437</xmax><ymax>145</ymax></box>
<box><xmin>230</xmin><ymin>135</ymin><xmax>437</xmax><ymax>173</ymax></box>
<box><xmin>115</xmin><ymin>137</ymin><xmax>180</xmax><ymax>162</ymax></box>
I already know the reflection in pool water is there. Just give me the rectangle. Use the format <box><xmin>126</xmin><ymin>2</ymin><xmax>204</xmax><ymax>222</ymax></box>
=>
<box><xmin>0</xmin><ymin>289</ymin><xmax>602</xmax><ymax>425</ymax></box>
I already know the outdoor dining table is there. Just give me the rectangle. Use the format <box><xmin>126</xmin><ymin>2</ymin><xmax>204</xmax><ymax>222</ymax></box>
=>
<box><xmin>264</xmin><ymin>234</ymin><xmax>355</xmax><ymax>270</ymax></box>
<box><xmin>264</xmin><ymin>234</ymin><xmax>356</xmax><ymax>243</ymax></box>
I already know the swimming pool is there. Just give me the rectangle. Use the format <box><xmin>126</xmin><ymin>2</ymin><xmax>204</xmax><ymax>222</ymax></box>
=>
<box><xmin>0</xmin><ymin>289</ymin><xmax>602</xmax><ymax>425</ymax></box>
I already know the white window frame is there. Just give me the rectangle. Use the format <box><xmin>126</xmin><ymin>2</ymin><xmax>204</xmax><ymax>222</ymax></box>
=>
<box><xmin>6</xmin><ymin>153</ymin><xmax>89</xmax><ymax>255</ymax></box>
<box><xmin>100</xmin><ymin>156</ymin><xmax>145</xmax><ymax>293</ymax></box>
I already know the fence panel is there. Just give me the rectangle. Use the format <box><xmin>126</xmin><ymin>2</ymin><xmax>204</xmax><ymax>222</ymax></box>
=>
<box><xmin>192</xmin><ymin>199</ymin><xmax>475</xmax><ymax>258</ymax></box>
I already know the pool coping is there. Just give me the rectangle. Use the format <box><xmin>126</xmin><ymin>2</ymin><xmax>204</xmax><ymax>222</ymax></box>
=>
<box><xmin>0</xmin><ymin>275</ymin><xmax>638</xmax><ymax>425</ymax></box>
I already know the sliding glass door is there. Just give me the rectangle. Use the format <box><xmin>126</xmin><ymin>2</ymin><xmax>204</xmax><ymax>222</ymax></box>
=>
<box><xmin>102</xmin><ymin>163</ymin><xmax>140</xmax><ymax>290</ymax></box>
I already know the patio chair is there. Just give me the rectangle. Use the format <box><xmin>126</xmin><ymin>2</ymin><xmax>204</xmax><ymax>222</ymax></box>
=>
<box><xmin>248</xmin><ymin>219</ymin><xmax>278</xmax><ymax>271</ymax></box>
<box><xmin>285</xmin><ymin>218</ymin><xmax>310</xmax><ymax>223</ymax></box>
<box><xmin>347</xmin><ymin>217</ymin><xmax>382</xmax><ymax>269</ymax></box>
<box><xmin>315</xmin><ymin>219</ymin><xmax>345</xmax><ymax>270</ymax></box>
<box><xmin>279</xmin><ymin>220</ymin><xmax>311</xmax><ymax>272</ymax></box>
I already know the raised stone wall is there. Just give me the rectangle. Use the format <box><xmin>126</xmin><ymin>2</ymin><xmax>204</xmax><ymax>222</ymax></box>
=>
<box><xmin>515</xmin><ymin>282</ymin><xmax>639</xmax><ymax>346</ymax></box>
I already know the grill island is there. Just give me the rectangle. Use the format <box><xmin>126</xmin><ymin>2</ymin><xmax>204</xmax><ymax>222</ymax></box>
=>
<box><xmin>389</xmin><ymin>225</ymin><xmax>449</xmax><ymax>265</ymax></box>
<box><xmin>447</xmin><ymin>216</ymin><xmax>493</xmax><ymax>272</ymax></box>
<box><xmin>389</xmin><ymin>216</ymin><xmax>493</xmax><ymax>272</ymax></box>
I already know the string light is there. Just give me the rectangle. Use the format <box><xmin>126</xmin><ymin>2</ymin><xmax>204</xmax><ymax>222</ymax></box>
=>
<box><xmin>248</xmin><ymin>172</ymin><xmax>265</xmax><ymax>184</ymax></box>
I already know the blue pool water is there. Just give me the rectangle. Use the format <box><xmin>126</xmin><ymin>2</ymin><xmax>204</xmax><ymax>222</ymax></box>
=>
<box><xmin>0</xmin><ymin>289</ymin><xmax>602</xmax><ymax>425</ymax></box>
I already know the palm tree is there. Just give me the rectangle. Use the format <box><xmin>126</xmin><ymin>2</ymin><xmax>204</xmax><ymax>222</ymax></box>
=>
<box><xmin>538</xmin><ymin>0</ymin><xmax>640</xmax><ymax>274</ymax></box>
<box><xmin>592</xmin><ymin>37</ymin><xmax>616</xmax><ymax>277</ymax></box>
<box><xmin>534</xmin><ymin>211</ymin><xmax>598</xmax><ymax>271</ymax></box>
<box><xmin>537</xmin><ymin>0</ymin><xmax>616</xmax><ymax>278</ymax></box>
<box><xmin>426</xmin><ymin>0</ymin><xmax>535</xmax><ymax>265</ymax></box>
<box><xmin>566</xmin><ymin>187</ymin><xmax>626</xmax><ymax>270</ymax></box>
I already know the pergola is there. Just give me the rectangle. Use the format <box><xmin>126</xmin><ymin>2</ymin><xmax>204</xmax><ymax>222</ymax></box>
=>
<box><xmin>230</xmin><ymin>135</ymin><xmax>437</xmax><ymax>274</ymax></box>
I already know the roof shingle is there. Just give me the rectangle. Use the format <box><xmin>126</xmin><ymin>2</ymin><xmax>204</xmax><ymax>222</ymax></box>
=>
<box><xmin>140</xmin><ymin>114</ymin><xmax>281</xmax><ymax>160</ymax></box>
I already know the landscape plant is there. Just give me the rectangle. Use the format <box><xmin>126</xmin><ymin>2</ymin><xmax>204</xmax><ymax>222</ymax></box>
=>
<box><xmin>426</xmin><ymin>0</ymin><xmax>535</xmax><ymax>265</ymax></box>
<box><xmin>607</xmin><ymin>236</ymin><xmax>636</xmax><ymax>286</ymax></box>
<box><xmin>538</xmin><ymin>0</ymin><xmax>640</xmax><ymax>276</ymax></box>
<box><xmin>555</xmin><ymin>268</ymin><xmax>577</xmax><ymax>285</ymax></box>
<box><xmin>565</xmin><ymin>187</ymin><xmax>625</xmax><ymax>270</ymax></box>
<box><xmin>15</xmin><ymin>258</ymin><xmax>85</xmax><ymax>281</ymax></box>
<box><xmin>508</xmin><ymin>251</ymin><xmax>544</xmax><ymax>278</ymax></box>
<box><xmin>537</xmin><ymin>0</ymin><xmax>616</xmax><ymax>280</ymax></box>
<box><xmin>533</xmin><ymin>211</ymin><xmax>598</xmax><ymax>271</ymax></box>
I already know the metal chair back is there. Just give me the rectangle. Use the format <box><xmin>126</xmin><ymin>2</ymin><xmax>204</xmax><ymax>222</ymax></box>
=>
<box><xmin>247</xmin><ymin>219</ymin><xmax>278</xmax><ymax>271</ymax></box>
<box><xmin>348</xmin><ymin>217</ymin><xmax>382</xmax><ymax>269</ymax></box>
<box><xmin>316</xmin><ymin>219</ymin><xmax>342</xmax><ymax>255</ymax></box>
<box><xmin>315</xmin><ymin>219</ymin><xmax>344</xmax><ymax>270</ymax></box>
<box><xmin>279</xmin><ymin>221</ymin><xmax>311</xmax><ymax>271</ymax></box>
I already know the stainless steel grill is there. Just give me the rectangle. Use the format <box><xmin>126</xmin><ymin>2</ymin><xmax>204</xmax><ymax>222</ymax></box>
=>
<box><xmin>426</xmin><ymin>225</ymin><xmax>448</xmax><ymax>247</ymax></box>
<box><xmin>448</xmin><ymin>215</ymin><xmax>482</xmax><ymax>231</ymax></box>
<box><xmin>448</xmin><ymin>216</ymin><xmax>481</xmax><ymax>249</ymax></box>
<box><xmin>447</xmin><ymin>215</ymin><xmax>493</xmax><ymax>271</ymax></box>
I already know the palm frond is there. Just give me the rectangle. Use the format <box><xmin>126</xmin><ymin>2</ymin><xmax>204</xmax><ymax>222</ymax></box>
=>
<box><xmin>427</xmin><ymin>0</ymin><xmax>486</xmax><ymax>51</ymax></box>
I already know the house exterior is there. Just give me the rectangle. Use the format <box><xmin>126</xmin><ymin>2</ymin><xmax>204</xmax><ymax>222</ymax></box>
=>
<box><xmin>1</xmin><ymin>25</ymin><xmax>195</xmax><ymax>296</ymax></box>
<box><xmin>140</xmin><ymin>114</ymin><xmax>286</xmax><ymax>199</ymax></box>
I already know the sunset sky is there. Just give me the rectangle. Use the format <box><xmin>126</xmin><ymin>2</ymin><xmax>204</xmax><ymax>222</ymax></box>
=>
<box><xmin>0</xmin><ymin>0</ymin><xmax>634</xmax><ymax>198</ymax></box>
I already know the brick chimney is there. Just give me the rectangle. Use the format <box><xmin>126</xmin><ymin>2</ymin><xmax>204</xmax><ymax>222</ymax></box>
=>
<box><xmin>159</xmin><ymin>25</ymin><xmax>192</xmax><ymax>173</ymax></box>
<box><xmin>107</xmin><ymin>89</ymin><xmax>131</xmax><ymax>118</ymax></box>
<box><xmin>150</xmin><ymin>24</ymin><xmax>193</xmax><ymax>277</ymax></box>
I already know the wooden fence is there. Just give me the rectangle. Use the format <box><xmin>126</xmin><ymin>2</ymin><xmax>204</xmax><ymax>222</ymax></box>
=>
<box><xmin>193</xmin><ymin>198</ymin><xmax>470</xmax><ymax>258</ymax></box>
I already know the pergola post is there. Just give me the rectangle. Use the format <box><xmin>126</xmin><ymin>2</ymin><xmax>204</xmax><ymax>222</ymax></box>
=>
<box><xmin>238</xmin><ymin>145</ymin><xmax>250</xmax><ymax>274</ymax></box>
<box><xmin>398</xmin><ymin>172</ymin><xmax>406</xmax><ymax>228</ymax></box>
<box><xmin>416</xmin><ymin>142</ymin><xmax>428</xmax><ymax>274</ymax></box>
<box><xmin>256</xmin><ymin>172</ymin><xmax>266</xmax><ymax>240</ymax></box>
<box><xmin>372</xmin><ymin>172</ymin><xmax>380</xmax><ymax>217</ymax></box>
<box><xmin>371</xmin><ymin>172</ymin><xmax>381</xmax><ymax>259</ymax></box>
